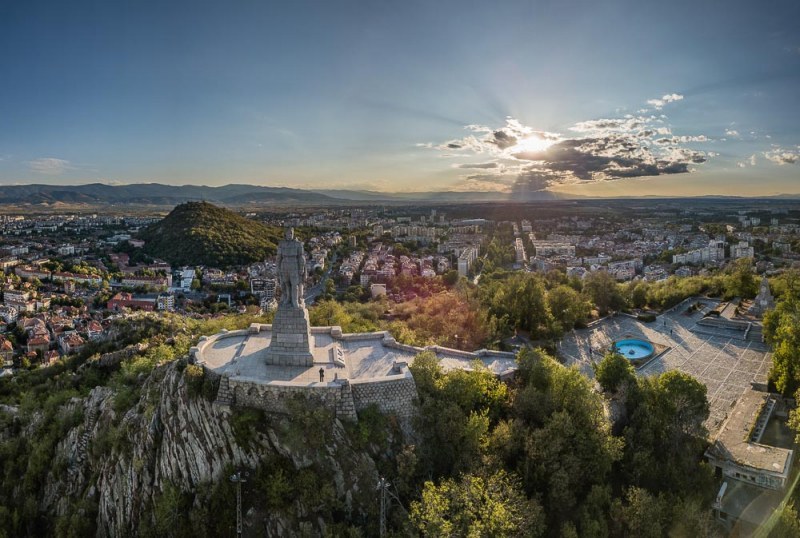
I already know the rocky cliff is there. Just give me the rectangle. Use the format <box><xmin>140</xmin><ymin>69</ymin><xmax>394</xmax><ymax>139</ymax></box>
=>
<box><xmin>6</xmin><ymin>359</ymin><xmax>387</xmax><ymax>536</ymax></box>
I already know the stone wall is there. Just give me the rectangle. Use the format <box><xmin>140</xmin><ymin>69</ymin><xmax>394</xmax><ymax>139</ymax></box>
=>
<box><xmin>350</xmin><ymin>368</ymin><xmax>418</xmax><ymax>418</ymax></box>
<box><xmin>218</xmin><ymin>376</ymin><xmax>357</xmax><ymax>421</ymax></box>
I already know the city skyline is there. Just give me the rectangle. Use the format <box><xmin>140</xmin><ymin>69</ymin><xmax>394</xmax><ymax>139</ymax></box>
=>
<box><xmin>1</xmin><ymin>0</ymin><xmax>798</xmax><ymax>196</ymax></box>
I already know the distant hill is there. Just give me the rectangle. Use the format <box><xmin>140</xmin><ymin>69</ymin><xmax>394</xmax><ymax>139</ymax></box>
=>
<box><xmin>139</xmin><ymin>202</ymin><xmax>282</xmax><ymax>267</ymax></box>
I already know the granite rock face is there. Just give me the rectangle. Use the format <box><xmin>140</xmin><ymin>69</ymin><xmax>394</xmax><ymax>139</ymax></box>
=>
<box><xmin>25</xmin><ymin>359</ymin><xmax>384</xmax><ymax>536</ymax></box>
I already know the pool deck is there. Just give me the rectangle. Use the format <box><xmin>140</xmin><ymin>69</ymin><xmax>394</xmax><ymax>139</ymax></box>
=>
<box><xmin>558</xmin><ymin>298</ymin><xmax>772</xmax><ymax>435</ymax></box>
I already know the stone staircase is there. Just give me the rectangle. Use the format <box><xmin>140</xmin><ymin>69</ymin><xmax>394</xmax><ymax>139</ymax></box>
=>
<box><xmin>214</xmin><ymin>376</ymin><xmax>233</xmax><ymax>406</ymax></box>
<box><xmin>335</xmin><ymin>380</ymin><xmax>357</xmax><ymax>421</ymax></box>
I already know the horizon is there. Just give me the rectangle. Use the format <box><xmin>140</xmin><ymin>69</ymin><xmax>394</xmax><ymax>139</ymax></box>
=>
<box><xmin>2</xmin><ymin>180</ymin><xmax>800</xmax><ymax>202</ymax></box>
<box><xmin>0</xmin><ymin>0</ymin><xmax>798</xmax><ymax>196</ymax></box>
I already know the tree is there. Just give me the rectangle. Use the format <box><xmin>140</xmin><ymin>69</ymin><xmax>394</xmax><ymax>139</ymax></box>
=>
<box><xmin>765</xmin><ymin>299</ymin><xmax>800</xmax><ymax>395</ymax></box>
<box><xmin>723</xmin><ymin>258</ymin><xmax>757</xmax><ymax>298</ymax></box>
<box><xmin>410</xmin><ymin>352</ymin><xmax>510</xmax><ymax>479</ymax></box>
<box><xmin>442</xmin><ymin>269</ymin><xmax>459</xmax><ymax>287</ymax></box>
<box><xmin>594</xmin><ymin>351</ymin><xmax>635</xmax><ymax>394</ymax></box>
<box><xmin>320</xmin><ymin>278</ymin><xmax>336</xmax><ymax>301</ymax></box>
<box><xmin>410</xmin><ymin>471</ymin><xmax>545</xmax><ymax>537</ymax></box>
<box><xmin>582</xmin><ymin>271</ymin><xmax>626</xmax><ymax>315</ymax></box>
<box><xmin>547</xmin><ymin>285</ymin><xmax>590</xmax><ymax>332</ymax></box>
<box><xmin>511</xmin><ymin>350</ymin><xmax>623</xmax><ymax>528</ymax></box>
<box><xmin>610</xmin><ymin>487</ymin><xmax>667</xmax><ymax>538</ymax></box>
<box><xmin>621</xmin><ymin>370</ymin><xmax>712</xmax><ymax>494</ymax></box>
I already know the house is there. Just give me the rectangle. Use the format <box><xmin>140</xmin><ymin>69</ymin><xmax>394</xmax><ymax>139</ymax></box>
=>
<box><xmin>27</xmin><ymin>335</ymin><xmax>50</xmax><ymax>355</ymax></box>
<box><xmin>0</xmin><ymin>336</ymin><xmax>14</xmax><ymax>368</ymax></box>
<box><xmin>59</xmin><ymin>332</ymin><xmax>86</xmax><ymax>355</ymax></box>
<box><xmin>86</xmin><ymin>320</ymin><xmax>105</xmax><ymax>340</ymax></box>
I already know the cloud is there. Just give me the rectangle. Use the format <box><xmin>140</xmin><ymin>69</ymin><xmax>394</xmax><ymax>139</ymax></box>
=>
<box><xmin>28</xmin><ymin>157</ymin><xmax>71</xmax><ymax>175</ymax></box>
<box><xmin>737</xmin><ymin>154</ymin><xmax>757</xmax><ymax>168</ymax></box>
<box><xmin>725</xmin><ymin>129</ymin><xmax>740</xmax><ymax>137</ymax></box>
<box><xmin>764</xmin><ymin>147</ymin><xmax>799</xmax><ymax>165</ymax></box>
<box><xmin>420</xmin><ymin>96</ymin><xmax>714</xmax><ymax>192</ymax></box>
<box><xmin>646</xmin><ymin>93</ymin><xmax>684</xmax><ymax>110</ymax></box>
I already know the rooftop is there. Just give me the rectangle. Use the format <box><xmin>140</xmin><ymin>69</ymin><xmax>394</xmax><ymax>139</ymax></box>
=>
<box><xmin>708</xmin><ymin>388</ymin><xmax>793</xmax><ymax>478</ymax></box>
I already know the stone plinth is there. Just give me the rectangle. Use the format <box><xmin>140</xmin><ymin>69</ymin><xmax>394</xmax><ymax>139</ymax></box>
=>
<box><xmin>264</xmin><ymin>305</ymin><xmax>313</xmax><ymax>366</ymax></box>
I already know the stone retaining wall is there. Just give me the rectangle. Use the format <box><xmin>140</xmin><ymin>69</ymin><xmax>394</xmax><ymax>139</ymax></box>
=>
<box><xmin>350</xmin><ymin>368</ymin><xmax>418</xmax><ymax>418</ymax></box>
<box><xmin>218</xmin><ymin>376</ymin><xmax>358</xmax><ymax>421</ymax></box>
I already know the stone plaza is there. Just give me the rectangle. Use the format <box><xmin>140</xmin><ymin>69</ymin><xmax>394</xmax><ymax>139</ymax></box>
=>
<box><xmin>557</xmin><ymin>297</ymin><xmax>772</xmax><ymax>434</ymax></box>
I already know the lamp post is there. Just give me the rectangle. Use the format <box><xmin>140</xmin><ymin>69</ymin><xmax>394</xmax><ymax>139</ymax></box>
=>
<box><xmin>230</xmin><ymin>470</ymin><xmax>249</xmax><ymax>538</ymax></box>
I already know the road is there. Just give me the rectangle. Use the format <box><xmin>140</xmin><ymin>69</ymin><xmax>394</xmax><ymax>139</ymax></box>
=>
<box><xmin>304</xmin><ymin>252</ymin><xmax>338</xmax><ymax>305</ymax></box>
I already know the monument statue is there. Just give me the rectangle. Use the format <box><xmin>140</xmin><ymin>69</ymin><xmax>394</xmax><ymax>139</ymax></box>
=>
<box><xmin>264</xmin><ymin>227</ymin><xmax>313</xmax><ymax>366</ymax></box>
<box><xmin>277</xmin><ymin>227</ymin><xmax>306</xmax><ymax>307</ymax></box>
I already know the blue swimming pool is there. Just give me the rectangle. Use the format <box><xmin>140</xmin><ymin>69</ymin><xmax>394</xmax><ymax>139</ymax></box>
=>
<box><xmin>614</xmin><ymin>339</ymin><xmax>655</xmax><ymax>362</ymax></box>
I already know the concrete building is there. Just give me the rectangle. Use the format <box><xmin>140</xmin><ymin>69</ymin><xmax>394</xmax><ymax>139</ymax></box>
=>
<box><xmin>457</xmin><ymin>246</ymin><xmax>479</xmax><ymax>277</ymax></box>
<box><xmin>157</xmin><ymin>293</ymin><xmax>175</xmax><ymax>312</ymax></box>
<box><xmin>732</xmin><ymin>241</ymin><xmax>754</xmax><ymax>260</ymax></box>
<box><xmin>672</xmin><ymin>240</ymin><xmax>726</xmax><ymax>265</ymax></box>
<box><xmin>250</xmin><ymin>278</ymin><xmax>277</xmax><ymax>301</ymax></box>
<box><xmin>706</xmin><ymin>389</ymin><xmax>793</xmax><ymax>491</ymax></box>
<box><xmin>514</xmin><ymin>238</ymin><xmax>526</xmax><ymax>264</ymax></box>
<box><xmin>532</xmin><ymin>240</ymin><xmax>575</xmax><ymax>257</ymax></box>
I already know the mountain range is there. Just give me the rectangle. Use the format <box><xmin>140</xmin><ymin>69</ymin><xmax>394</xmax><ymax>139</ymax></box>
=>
<box><xmin>0</xmin><ymin>183</ymin><xmax>562</xmax><ymax>206</ymax></box>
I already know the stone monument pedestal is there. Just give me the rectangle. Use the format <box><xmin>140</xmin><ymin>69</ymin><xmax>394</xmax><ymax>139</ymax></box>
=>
<box><xmin>265</xmin><ymin>304</ymin><xmax>314</xmax><ymax>366</ymax></box>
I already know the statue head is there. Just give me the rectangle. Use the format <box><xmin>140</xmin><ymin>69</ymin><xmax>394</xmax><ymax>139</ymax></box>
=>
<box><xmin>284</xmin><ymin>227</ymin><xmax>294</xmax><ymax>240</ymax></box>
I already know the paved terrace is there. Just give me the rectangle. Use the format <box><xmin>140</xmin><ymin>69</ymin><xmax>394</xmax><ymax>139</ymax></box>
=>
<box><xmin>194</xmin><ymin>325</ymin><xmax>518</xmax><ymax>384</ymax></box>
<box><xmin>558</xmin><ymin>298</ymin><xmax>772</xmax><ymax>434</ymax></box>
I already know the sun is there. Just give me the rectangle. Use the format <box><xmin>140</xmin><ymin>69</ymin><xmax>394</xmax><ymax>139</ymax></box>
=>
<box><xmin>509</xmin><ymin>135</ymin><xmax>556</xmax><ymax>155</ymax></box>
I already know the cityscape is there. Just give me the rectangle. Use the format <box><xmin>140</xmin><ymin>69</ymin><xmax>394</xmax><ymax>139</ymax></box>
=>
<box><xmin>1</xmin><ymin>0</ymin><xmax>799</xmax><ymax>537</ymax></box>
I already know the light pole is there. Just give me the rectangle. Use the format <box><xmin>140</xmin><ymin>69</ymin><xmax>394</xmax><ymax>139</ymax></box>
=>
<box><xmin>377</xmin><ymin>477</ymin><xmax>388</xmax><ymax>538</ymax></box>
<box><xmin>230</xmin><ymin>470</ymin><xmax>249</xmax><ymax>538</ymax></box>
<box><xmin>376</xmin><ymin>476</ymin><xmax>403</xmax><ymax>537</ymax></box>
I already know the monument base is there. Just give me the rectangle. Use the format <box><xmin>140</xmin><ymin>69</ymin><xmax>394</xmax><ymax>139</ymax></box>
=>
<box><xmin>265</xmin><ymin>304</ymin><xmax>313</xmax><ymax>366</ymax></box>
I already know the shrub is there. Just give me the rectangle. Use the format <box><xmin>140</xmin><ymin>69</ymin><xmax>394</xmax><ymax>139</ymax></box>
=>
<box><xmin>183</xmin><ymin>364</ymin><xmax>205</xmax><ymax>398</ymax></box>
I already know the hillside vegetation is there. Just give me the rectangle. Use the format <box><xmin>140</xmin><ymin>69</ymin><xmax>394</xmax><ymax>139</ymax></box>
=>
<box><xmin>139</xmin><ymin>202</ymin><xmax>282</xmax><ymax>267</ymax></box>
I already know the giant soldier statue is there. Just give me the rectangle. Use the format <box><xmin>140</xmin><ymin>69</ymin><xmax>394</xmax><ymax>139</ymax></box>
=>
<box><xmin>277</xmin><ymin>227</ymin><xmax>306</xmax><ymax>307</ymax></box>
<box><xmin>264</xmin><ymin>227</ymin><xmax>314</xmax><ymax>366</ymax></box>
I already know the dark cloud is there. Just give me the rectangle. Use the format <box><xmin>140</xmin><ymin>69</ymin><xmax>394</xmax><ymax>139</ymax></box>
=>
<box><xmin>489</xmin><ymin>130</ymin><xmax>517</xmax><ymax>149</ymax></box>
<box><xmin>457</xmin><ymin>162</ymin><xmax>498</xmax><ymax>169</ymax></box>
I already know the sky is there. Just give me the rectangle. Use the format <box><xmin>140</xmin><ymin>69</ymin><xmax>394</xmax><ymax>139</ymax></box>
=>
<box><xmin>0</xmin><ymin>0</ymin><xmax>799</xmax><ymax>197</ymax></box>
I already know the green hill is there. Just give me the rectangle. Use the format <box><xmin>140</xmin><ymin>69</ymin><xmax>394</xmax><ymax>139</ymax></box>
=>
<box><xmin>139</xmin><ymin>202</ymin><xmax>282</xmax><ymax>267</ymax></box>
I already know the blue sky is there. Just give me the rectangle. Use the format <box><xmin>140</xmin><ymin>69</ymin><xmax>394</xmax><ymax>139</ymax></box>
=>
<box><xmin>0</xmin><ymin>0</ymin><xmax>798</xmax><ymax>196</ymax></box>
